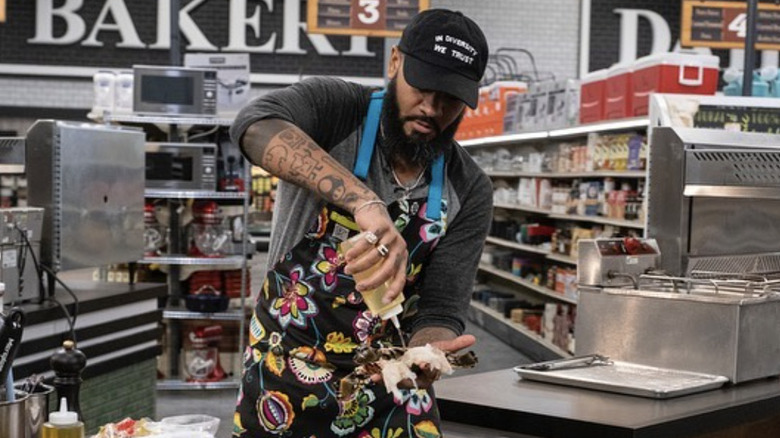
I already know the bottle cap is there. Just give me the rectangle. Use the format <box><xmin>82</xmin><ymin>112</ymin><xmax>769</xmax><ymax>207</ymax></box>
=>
<box><xmin>49</xmin><ymin>397</ymin><xmax>79</xmax><ymax>425</ymax></box>
<box><xmin>379</xmin><ymin>303</ymin><xmax>403</xmax><ymax>320</ymax></box>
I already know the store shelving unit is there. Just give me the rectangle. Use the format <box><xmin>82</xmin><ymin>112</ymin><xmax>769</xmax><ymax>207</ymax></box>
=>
<box><xmin>465</xmin><ymin>117</ymin><xmax>649</xmax><ymax>360</ymax></box>
<box><xmin>103</xmin><ymin>113</ymin><xmax>249</xmax><ymax>391</ymax></box>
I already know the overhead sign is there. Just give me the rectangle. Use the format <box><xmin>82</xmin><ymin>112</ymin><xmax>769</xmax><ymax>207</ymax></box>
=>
<box><xmin>307</xmin><ymin>0</ymin><xmax>429</xmax><ymax>37</ymax></box>
<box><xmin>0</xmin><ymin>0</ymin><xmax>384</xmax><ymax>82</ymax></box>
<box><xmin>681</xmin><ymin>0</ymin><xmax>780</xmax><ymax>50</ymax></box>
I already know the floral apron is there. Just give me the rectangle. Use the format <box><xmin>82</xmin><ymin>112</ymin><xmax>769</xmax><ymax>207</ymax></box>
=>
<box><xmin>235</xmin><ymin>91</ymin><xmax>449</xmax><ymax>438</ymax></box>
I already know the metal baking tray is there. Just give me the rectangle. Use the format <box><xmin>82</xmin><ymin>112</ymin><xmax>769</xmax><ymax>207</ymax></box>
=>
<box><xmin>514</xmin><ymin>356</ymin><xmax>729</xmax><ymax>399</ymax></box>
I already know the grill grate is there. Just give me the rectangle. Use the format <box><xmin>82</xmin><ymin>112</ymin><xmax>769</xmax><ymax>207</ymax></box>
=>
<box><xmin>688</xmin><ymin>254</ymin><xmax>780</xmax><ymax>280</ymax></box>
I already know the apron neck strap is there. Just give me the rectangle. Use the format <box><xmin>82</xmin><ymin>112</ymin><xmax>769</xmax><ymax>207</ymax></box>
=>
<box><xmin>353</xmin><ymin>90</ymin><xmax>385</xmax><ymax>180</ymax></box>
<box><xmin>426</xmin><ymin>154</ymin><xmax>445</xmax><ymax>221</ymax></box>
<box><xmin>353</xmin><ymin>89</ymin><xmax>446</xmax><ymax>222</ymax></box>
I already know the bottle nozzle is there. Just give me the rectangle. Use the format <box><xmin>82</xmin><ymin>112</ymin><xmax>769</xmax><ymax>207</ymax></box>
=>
<box><xmin>49</xmin><ymin>397</ymin><xmax>79</xmax><ymax>425</ymax></box>
<box><xmin>390</xmin><ymin>315</ymin><xmax>406</xmax><ymax>349</ymax></box>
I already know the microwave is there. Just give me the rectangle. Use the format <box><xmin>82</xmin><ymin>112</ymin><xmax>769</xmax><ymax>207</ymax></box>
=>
<box><xmin>133</xmin><ymin>65</ymin><xmax>218</xmax><ymax>117</ymax></box>
<box><xmin>145</xmin><ymin>142</ymin><xmax>217</xmax><ymax>191</ymax></box>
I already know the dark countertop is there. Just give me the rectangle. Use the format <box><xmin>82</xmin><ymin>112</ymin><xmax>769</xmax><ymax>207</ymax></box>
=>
<box><xmin>436</xmin><ymin>369</ymin><xmax>780</xmax><ymax>438</ymax></box>
<box><xmin>9</xmin><ymin>272</ymin><xmax>167</xmax><ymax>380</ymax></box>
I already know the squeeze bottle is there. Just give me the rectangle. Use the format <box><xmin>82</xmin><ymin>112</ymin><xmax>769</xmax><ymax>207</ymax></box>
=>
<box><xmin>339</xmin><ymin>233</ymin><xmax>406</xmax><ymax>347</ymax></box>
<box><xmin>42</xmin><ymin>397</ymin><xmax>84</xmax><ymax>438</ymax></box>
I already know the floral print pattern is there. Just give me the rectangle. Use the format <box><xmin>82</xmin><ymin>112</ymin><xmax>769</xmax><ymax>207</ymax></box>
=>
<box><xmin>288</xmin><ymin>346</ymin><xmax>333</xmax><ymax>385</ymax></box>
<box><xmin>269</xmin><ymin>266</ymin><xmax>318</xmax><ymax>329</ymax></box>
<box><xmin>331</xmin><ymin>388</ymin><xmax>376</xmax><ymax>436</ymax></box>
<box><xmin>310</xmin><ymin>244</ymin><xmax>341</xmax><ymax>292</ymax></box>
<box><xmin>352</xmin><ymin>310</ymin><xmax>381</xmax><ymax>344</ymax></box>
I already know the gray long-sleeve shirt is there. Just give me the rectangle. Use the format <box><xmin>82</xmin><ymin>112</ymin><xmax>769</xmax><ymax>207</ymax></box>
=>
<box><xmin>230</xmin><ymin>76</ymin><xmax>493</xmax><ymax>336</ymax></box>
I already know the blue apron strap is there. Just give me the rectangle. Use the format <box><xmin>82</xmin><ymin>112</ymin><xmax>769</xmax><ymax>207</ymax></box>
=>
<box><xmin>426</xmin><ymin>154</ymin><xmax>445</xmax><ymax>221</ymax></box>
<box><xmin>353</xmin><ymin>90</ymin><xmax>385</xmax><ymax>180</ymax></box>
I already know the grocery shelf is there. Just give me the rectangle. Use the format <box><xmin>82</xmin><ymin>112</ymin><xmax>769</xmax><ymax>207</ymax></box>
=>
<box><xmin>163</xmin><ymin>308</ymin><xmax>245</xmax><ymax>321</ymax></box>
<box><xmin>156</xmin><ymin>379</ymin><xmax>241</xmax><ymax>391</ymax></box>
<box><xmin>484</xmin><ymin>237</ymin><xmax>578</xmax><ymax>266</ymax></box>
<box><xmin>468</xmin><ymin>301</ymin><xmax>571</xmax><ymax>362</ymax></box>
<box><xmin>138</xmin><ymin>255</ymin><xmax>245</xmax><ymax>266</ymax></box>
<box><xmin>547</xmin><ymin>117</ymin><xmax>648</xmax><ymax>139</ymax></box>
<box><xmin>101</xmin><ymin>113</ymin><xmax>234</xmax><ymax>126</ymax></box>
<box><xmin>546</xmin><ymin>252</ymin><xmax>577</xmax><ymax>265</ymax></box>
<box><xmin>460</xmin><ymin>131</ymin><xmax>547</xmax><ymax>147</ymax></box>
<box><xmin>460</xmin><ymin>117</ymin><xmax>648</xmax><ymax>148</ymax></box>
<box><xmin>485</xmin><ymin>236</ymin><xmax>550</xmax><ymax>256</ymax></box>
<box><xmin>478</xmin><ymin>264</ymin><xmax>577</xmax><ymax>305</ymax></box>
<box><xmin>145</xmin><ymin>189</ymin><xmax>247</xmax><ymax>199</ymax></box>
<box><xmin>493</xmin><ymin>202</ymin><xmax>551</xmax><ymax>215</ymax></box>
<box><xmin>547</xmin><ymin>213</ymin><xmax>644</xmax><ymax>229</ymax></box>
<box><xmin>486</xmin><ymin>170</ymin><xmax>647</xmax><ymax>179</ymax></box>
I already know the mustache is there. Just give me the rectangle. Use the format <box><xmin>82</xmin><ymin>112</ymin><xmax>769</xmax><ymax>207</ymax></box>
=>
<box><xmin>403</xmin><ymin>116</ymin><xmax>441</xmax><ymax>137</ymax></box>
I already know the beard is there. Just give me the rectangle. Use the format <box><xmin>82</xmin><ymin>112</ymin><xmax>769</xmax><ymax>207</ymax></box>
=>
<box><xmin>380</xmin><ymin>78</ymin><xmax>464</xmax><ymax>168</ymax></box>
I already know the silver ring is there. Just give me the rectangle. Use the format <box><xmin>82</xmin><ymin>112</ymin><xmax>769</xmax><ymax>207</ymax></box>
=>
<box><xmin>376</xmin><ymin>244</ymin><xmax>389</xmax><ymax>257</ymax></box>
<box><xmin>364</xmin><ymin>231</ymin><xmax>378</xmax><ymax>245</ymax></box>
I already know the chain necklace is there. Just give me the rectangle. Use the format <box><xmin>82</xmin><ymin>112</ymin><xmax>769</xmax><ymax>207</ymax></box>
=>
<box><xmin>392</xmin><ymin>166</ymin><xmax>426</xmax><ymax>202</ymax></box>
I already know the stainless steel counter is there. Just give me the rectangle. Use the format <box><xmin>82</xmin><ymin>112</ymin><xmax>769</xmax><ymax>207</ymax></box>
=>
<box><xmin>435</xmin><ymin>369</ymin><xmax>780</xmax><ymax>437</ymax></box>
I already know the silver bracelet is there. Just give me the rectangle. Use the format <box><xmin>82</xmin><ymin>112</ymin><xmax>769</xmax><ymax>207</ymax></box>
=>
<box><xmin>353</xmin><ymin>199</ymin><xmax>386</xmax><ymax>215</ymax></box>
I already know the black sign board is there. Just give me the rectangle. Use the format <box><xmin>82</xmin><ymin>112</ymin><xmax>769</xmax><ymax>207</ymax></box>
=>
<box><xmin>307</xmin><ymin>0</ymin><xmax>428</xmax><ymax>37</ymax></box>
<box><xmin>694</xmin><ymin>104</ymin><xmax>780</xmax><ymax>133</ymax></box>
<box><xmin>682</xmin><ymin>0</ymin><xmax>780</xmax><ymax>50</ymax></box>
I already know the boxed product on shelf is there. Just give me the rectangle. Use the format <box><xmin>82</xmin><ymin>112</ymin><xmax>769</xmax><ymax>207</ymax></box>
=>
<box><xmin>532</xmin><ymin>80</ymin><xmax>554</xmax><ymax>130</ymax></box>
<box><xmin>516</xmin><ymin>177</ymin><xmax>552</xmax><ymax>208</ymax></box>
<box><xmin>520</xmin><ymin>223</ymin><xmax>556</xmax><ymax>245</ymax></box>
<box><xmin>458</xmin><ymin>81</ymin><xmax>527</xmax><ymax>140</ymax></box>
<box><xmin>547</xmin><ymin>79</ymin><xmax>580</xmax><ymax>129</ymax></box>
<box><xmin>605</xmin><ymin>63</ymin><xmax>633</xmax><ymax>120</ymax></box>
<box><xmin>579</xmin><ymin>68</ymin><xmax>608</xmax><ymax>124</ymax></box>
<box><xmin>631</xmin><ymin>52</ymin><xmax>720</xmax><ymax>116</ymax></box>
<box><xmin>554</xmin><ymin>267</ymin><xmax>577</xmax><ymax>299</ymax></box>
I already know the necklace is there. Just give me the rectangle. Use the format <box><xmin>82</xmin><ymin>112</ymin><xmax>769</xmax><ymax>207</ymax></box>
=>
<box><xmin>392</xmin><ymin>166</ymin><xmax>426</xmax><ymax>202</ymax></box>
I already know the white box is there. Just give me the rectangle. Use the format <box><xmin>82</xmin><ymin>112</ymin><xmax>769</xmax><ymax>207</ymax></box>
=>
<box><xmin>184</xmin><ymin>53</ymin><xmax>251</xmax><ymax>117</ymax></box>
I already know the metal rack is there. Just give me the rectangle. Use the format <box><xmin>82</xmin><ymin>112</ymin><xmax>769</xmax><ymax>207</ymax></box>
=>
<box><xmin>104</xmin><ymin>114</ymin><xmax>249</xmax><ymax>391</ymax></box>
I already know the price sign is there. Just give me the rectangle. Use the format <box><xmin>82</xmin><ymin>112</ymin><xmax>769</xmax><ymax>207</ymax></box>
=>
<box><xmin>307</xmin><ymin>0</ymin><xmax>429</xmax><ymax>37</ymax></box>
<box><xmin>681</xmin><ymin>0</ymin><xmax>780</xmax><ymax>50</ymax></box>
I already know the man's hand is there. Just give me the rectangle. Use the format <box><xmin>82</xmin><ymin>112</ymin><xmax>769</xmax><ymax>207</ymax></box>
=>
<box><xmin>410</xmin><ymin>334</ymin><xmax>476</xmax><ymax>389</ymax></box>
<box><xmin>369</xmin><ymin>328</ymin><xmax>477</xmax><ymax>391</ymax></box>
<box><xmin>343</xmin><ymin>201</ymin><xmax>408</xmax><ymax>304</ymax></box>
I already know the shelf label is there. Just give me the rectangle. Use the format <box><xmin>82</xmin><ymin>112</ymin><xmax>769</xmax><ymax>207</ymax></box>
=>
<box><xmin>681</xmin><ymin>0</ymin><xmax>780</xmax><ymax>50</ymax></box>
<box><xmin>307</xmin><ymin>0</ymin><xmax>429</xmax><ymax>37</ymax></box>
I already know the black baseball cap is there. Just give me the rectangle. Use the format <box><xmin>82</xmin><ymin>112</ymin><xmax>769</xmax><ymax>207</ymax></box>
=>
<box><xmin>398</xmin><ymin>9</ymin><xmax>488</xmax><ymax>109</ymax></box>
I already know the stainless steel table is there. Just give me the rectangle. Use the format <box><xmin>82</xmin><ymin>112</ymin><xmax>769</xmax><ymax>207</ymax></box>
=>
<box><xmin>435</xmin><ymin>369</ymin><xmax>780</xmax><ymax>438</ymax></box>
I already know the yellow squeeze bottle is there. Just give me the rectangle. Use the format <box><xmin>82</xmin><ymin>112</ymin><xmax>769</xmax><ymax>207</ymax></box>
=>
<box><xmin>339</xmin><ymin>233</ymin><xmax>406</xmax><ymax>347</ymax></box>
<box><xmin>42</xmin><ymin>397</ymin><xmax>84</xmax><ymax>438</ymax></box>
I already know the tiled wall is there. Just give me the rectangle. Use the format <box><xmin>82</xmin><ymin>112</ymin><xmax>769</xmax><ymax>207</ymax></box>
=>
<box><xmin>433</xmin><ymin>0</ymin><xmax>581</xmax><ymax>82</ymax></box>
<box><xmin>78</xmin><ymin>359</ymin><xmax>157</xmax><ymax>435</ymax></box>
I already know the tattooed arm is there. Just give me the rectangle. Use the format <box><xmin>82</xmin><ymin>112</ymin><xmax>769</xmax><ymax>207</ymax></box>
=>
<box><xmin>241</xmin><ymin>118</ymin><xmax>408</xmax><ymax>302</ymax></box>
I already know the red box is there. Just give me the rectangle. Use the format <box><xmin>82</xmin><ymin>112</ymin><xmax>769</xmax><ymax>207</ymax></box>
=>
<box><xmin>631</xmin><ymin>53</ymin><xmax>720</xmax><ymax>116</ymax></box>
<box><xmin>579</xmin><ymin>69</ymin><xmax>607</xmax><ymax>124</ymax></box>
<box><xmin>605</xmin><ymin>64</ymin><xmax>632</xmax><ymax>120</ymax></box>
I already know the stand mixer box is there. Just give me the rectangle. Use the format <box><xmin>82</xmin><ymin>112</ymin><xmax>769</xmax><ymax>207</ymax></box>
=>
<box><xmin>185</xmin><ymin>53</ymin><xmax>250</xmax><ymax>117</ymax></box>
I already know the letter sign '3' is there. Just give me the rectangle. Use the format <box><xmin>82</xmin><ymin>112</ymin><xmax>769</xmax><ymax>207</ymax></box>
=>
<box><xmin>358</xmin><ymin>0</ymin><xmax>380</xmax><ymax>25</ymax></box>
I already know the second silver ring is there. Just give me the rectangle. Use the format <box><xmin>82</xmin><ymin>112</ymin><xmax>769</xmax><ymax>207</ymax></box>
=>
<box><xmin>376</xmin><ymin>244</ymin><xmax>389</xmax><ymax>257</ymax></box>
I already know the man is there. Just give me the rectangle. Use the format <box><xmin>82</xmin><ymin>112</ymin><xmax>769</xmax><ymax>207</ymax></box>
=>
<box><xmin>231</xmin><ymin>9</ymin><xmax>492</xmax><ymax>437</ymax></box>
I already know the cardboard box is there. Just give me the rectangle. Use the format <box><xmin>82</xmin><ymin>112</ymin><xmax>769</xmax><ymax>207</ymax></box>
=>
<box><xmin>184</xmin><ymin>53</ymin><xmax>251</xmax><ymax>117</ymax></box>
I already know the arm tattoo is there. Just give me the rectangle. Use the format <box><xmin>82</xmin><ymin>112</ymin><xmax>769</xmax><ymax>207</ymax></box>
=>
<box><xmin>260</xmin><ymin>126</ymin><xmax>378</xmax><ymax>210</ymax></box>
